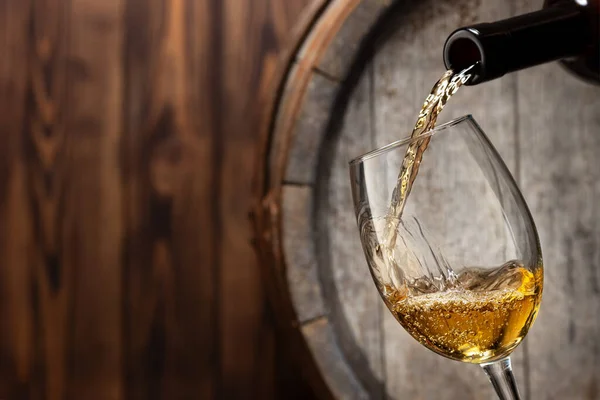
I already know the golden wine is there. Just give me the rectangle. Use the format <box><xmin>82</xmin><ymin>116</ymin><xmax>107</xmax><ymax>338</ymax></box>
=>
<box><xmin>377</xmin><ymin>66</ymin><xmax>476</xmax><ymax>274</ymax></box>
<box><xmin>383</xmin><ymin>65</ymin><xmax>475</xmax><ymax>249</ymax></box>
<box><xmin>384</xmin><ymin>262</ymin><xmax>542</xmax><ymax>363</ymax></box>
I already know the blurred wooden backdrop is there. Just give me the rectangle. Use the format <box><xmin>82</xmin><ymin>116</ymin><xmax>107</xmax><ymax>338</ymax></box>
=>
<box><xmin>0</xmin><ymin>0</ymin><xmax>317</xmax><ymax>398</ymax></box>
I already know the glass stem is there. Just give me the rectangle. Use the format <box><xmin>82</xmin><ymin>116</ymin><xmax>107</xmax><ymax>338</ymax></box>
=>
<box><xmin>480</xmin><ymin>357</ymin><xmax>522</xmax><ymax>400</ymax></box>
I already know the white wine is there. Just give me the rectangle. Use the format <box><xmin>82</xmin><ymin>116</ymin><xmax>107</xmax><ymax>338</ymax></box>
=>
<box><xmin>382</xmin><ymin>65</ymin><xmax>476</xmax><ymax>251</ymax></box>
<box><xmin>374</xmin><ymin>66</ymin><xmax>476</xmax><ymax>286</ymax></box>
<box><xmin>383</xmin><ymin>261</ymin><xmax>543</xmax><ymax>363</ymax></box>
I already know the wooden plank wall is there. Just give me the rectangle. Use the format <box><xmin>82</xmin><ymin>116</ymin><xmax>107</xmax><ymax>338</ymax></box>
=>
<box><xmin>0</xmin><ymin>0</ymin><xmax>316</xmax><ymax>398</ymax></box>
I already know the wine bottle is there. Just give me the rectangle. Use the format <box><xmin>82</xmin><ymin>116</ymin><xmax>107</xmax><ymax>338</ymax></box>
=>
<box><xmin>443</xmin><ymin>0</ymin><xmax>599</xmax><ymax>85</ymax></box>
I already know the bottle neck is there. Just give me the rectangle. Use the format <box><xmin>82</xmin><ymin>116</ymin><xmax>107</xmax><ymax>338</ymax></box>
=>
<box><xmin>443</xmin><ymin>2</ymin><xmax>597</xmax><ymax>85</ymax></box>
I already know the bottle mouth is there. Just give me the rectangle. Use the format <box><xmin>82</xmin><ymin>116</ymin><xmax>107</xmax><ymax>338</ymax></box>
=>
<box><xmin>443</xmin><ymin>29</ymin><xmax>486</xmax><ymax>85</ymax></box>
<box><xmin>445</xmin><ymin>34</ymin><xmax>483</xmax><ymax>70</ymax></box>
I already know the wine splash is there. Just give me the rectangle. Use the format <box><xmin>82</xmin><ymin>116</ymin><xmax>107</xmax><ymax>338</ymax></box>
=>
<box><xmin>383</xmin><ymin>65</ymin><xmax>477</xmax><ymax>251</ymax></box>
<box><xmin>371</xmin><ymin>65</ymin><xmax>477</xmax><ymax>288</ymax></box>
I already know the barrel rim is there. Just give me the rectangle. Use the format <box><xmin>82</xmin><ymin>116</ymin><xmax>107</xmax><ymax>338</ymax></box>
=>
<box><xmin>251</xmin><ymin>0</ymin><xmax>401</xmax><ymax>398</ymax></box>
<box><xmin>250</xmin><ymin>1</ymin><xmax>337</xmax><ymax>398</ymax></box>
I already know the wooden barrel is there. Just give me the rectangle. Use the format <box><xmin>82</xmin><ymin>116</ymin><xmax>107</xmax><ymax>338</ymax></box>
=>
<box><xmin>252</xmin><ymin>0</ymin><xmax>600</xmax><ymax>398</ymax></box>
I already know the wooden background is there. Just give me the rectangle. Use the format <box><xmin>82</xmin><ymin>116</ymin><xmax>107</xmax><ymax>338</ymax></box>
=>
<box><xmin>0</xmin><ymin>0</ymin><xmax>318</xmax><ymax>398</ymax></box>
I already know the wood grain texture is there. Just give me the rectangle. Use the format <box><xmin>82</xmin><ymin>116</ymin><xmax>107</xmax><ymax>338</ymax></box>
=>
<box><xmin>0</xmin><ymin>0</ymin><xmax>318</xmax><ymax>398</ymax></box>
<box><xmin>515</xmin><ymin>3</ymin><xmax>600</xmax><ymax>400</ymax></box>
<box><xmin>66</xmin><ymin>0</ymin><xmax>124</xmax><ymax>397</ymax></box>
<box><xmin>315</xmin><ymin>0</ymin><xmax>388</xmax><ymax>80</ymax></box>
<box><xmin>286</xmin><ymin>73</ymin><xmax>339</xmax><ymax>184</ymax></box>
<box><xmin>122</xmin><ymin>0</ymin><xmax>217</xmax><ymax>398</ymax></box>
<box><xmin>0</xmin><ymin>0</ymin><xmax>36</xmax><ymax>398</ymax></box>
<box><xmin>319</xmin><ymin>65</ymin><xmax>385</xmax><ymax>398</ymax></box>
<box><xmin>0</xmin><ymin>0</ymin><xmax>126</xmax><ymax>397</ymax></box>
<box><xmin>302</xmin><ymin>317</ymin><xmax>369</xmax><ymax>399</ymax></box>
<box><xmin>221</xmin><ymin>0</ymin><xmax>317</xmax><ymax>397</ymax></box>
<box><xmin>282</xmin><ymin>185</ymin><xmax>326</xmax><ymax>323</ymax></box>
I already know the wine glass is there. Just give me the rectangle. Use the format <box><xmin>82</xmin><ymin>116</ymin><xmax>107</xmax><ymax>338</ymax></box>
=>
<box><xmin>348</xmin><ymin>115</ymin><xmax>543</xmax><ymax>400</ymax></box>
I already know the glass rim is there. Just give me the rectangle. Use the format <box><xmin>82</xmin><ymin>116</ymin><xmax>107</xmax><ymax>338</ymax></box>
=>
<box><xmin>348</xmin><ymin>114</ymin><xmax>475</xmax><ymax>165</ymax></box>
